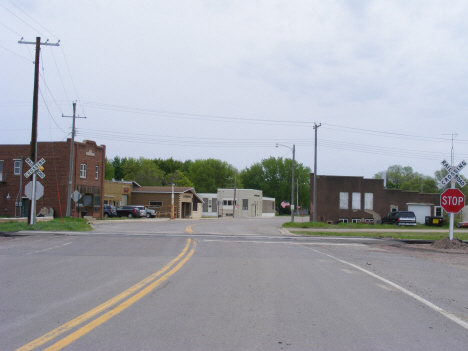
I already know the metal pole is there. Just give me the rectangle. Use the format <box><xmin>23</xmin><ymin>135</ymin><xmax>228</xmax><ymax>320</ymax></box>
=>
<box><xmin>449</xmin><ymin>179</ymin><xmax>455</xmax><ymax>240</ymax></box>
<box><xmin>232</xmin><ymin>171</ymin><xmax>237</xmax><ymax>218</ymax></box>
<box><xmin>313</xmin><ymin>123</ymin><xmax>321</xmax><ymax>222</ymax></box>
<box><xmin>297</xmin><ymin>178</ymin><xmax>299</xmax><ymax>217</ymax></box>
<box><xmin>171</xmin><ymin>183</ymin><xmax>175</xmax><ymax>220</ymax></box>
<box><xmin>291</xmin><ymin>144</ymin><xmax>295</xmax><ymax>222</ymax></box>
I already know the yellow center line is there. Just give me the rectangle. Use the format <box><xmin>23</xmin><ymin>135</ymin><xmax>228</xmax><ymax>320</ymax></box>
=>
<box><xmin>45</xmin><ymin>241</ymin><xmax>197</xmax><ymax>351</ymax></box>
<box><xmin>16</xmin><ymin>239</ymin><xmax>194</xmax><ymax>351</ymax></box>
<box><xmin>186</xmin><ymin>224</ymin><xmax>195</xmax><ymax>234</ymax></box>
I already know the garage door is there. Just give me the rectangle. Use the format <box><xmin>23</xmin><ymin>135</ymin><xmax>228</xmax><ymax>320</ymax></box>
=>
<box><xmin>408</xmin><ymin>205</ymin><xmax>431</xmax><ymax>224</ymax></box>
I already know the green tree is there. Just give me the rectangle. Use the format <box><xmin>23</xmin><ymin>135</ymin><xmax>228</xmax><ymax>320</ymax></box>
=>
<box><xmin>154</xmin><ymin>157</ymin><xmax>185</xmax><ymax>175</ymax></box>
<box><xmin>104</xmin><ymin>157</ymin><xmax>114</xmax><ymax>180</ymax></box>
<box><xmin>123</xmin><ymin>157</ymin><xmax>164</xmax><ymax>186</ymax></box>
<box><xmin>241</xmin><ymin>157</ymin><xmax>311</xmax><ymax>214</ymax></box>
<box><xmin>400</xmin><ymin>176</ymin><xmax>439</xmax><ymax>193</ymax></box>
<box><xmin>164</xmin><ymin>170</ymin><xmax>193</xmax><ymax>187</ymax></box>
<box><xmin>112</xmin><ymin>156</ymin><xmax>127</xmax><ymax>180</ymax></box>
<box><xmin>374</xmin><ymin>165</ymin><xmax>416</xmax><ymax>189</ymax></box>
<box><xmin>188</xmin><ymin>159</ymin><xmax>238</xmax><ymax>193</ymax></box>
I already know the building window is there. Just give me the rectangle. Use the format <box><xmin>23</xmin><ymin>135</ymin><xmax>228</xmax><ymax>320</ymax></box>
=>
<box><xmin>435</xmin><ymin>206</ymin><xmax>442</xmax><ymax>217</ymax></box>
<box><xmin>352</xmin><ymin>192</ymin><xmax>361</xmax><ymax>210</ymax></box>
<box><xmin>149</xmin><ymin>201</ymin><xmax>163</xmax><ymax>207</ymax></box>
<box><xmin>95</xmin><ymin>166</ymin><xmax>99</xmax><ymax>179</ymax></box>
<box><xmin>242</xmin><ymin>199</ymin><xmax>248</xmax><ymax>210</ymax></box>
<box><xmin>192</xmin><ymin>200</ymin><xmax>197</xmax><ymax>211</ymax></box>
<box><xmin>338</xmin><ymin>218</ymin><xmax>348</xmax><ymax>223</ymax></box>
<box><xmin>80</xmin><ymin>164</ymin><xmax>87</xmax><ymax>178</ymax></box>
<box><xmin>352</xmin><ymin>218</ymin><xmax>361</xmax><ymax>223</ymax></box>
<box><xmin>339</xmin><ymin>192</ymin><xmax>349</xmax><ymax>209</ymax></box>
<box><xmin>14</xmin><ymin>160</ymin><xmax>21</xmax><ymax>175</ymax></box>
<box><xmin>223</xmin><ymin>200</ymin><xmax>233</xmax><ymax>206</ymax></box>
<box><xmin>364</xmin><ymin>193</ymin><xmax>373</xmax><ymax>210</ymax></box>
<box><xmin>0</xmin><ymin>160</ymin><xmax>3</xmax><ymax>181</ymax></box>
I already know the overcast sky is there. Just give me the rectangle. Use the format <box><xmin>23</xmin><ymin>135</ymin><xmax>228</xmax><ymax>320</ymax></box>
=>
<box><xmin>2</xmin><ymin>0</ymin><xmax>468</xmax><ymax>180</ymax></box>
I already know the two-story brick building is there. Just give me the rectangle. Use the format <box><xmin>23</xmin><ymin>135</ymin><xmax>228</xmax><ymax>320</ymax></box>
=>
<box><xmin>0</xmin><ymin>139</ymin><xmax>105</xmax><ymax>219</ymax></box>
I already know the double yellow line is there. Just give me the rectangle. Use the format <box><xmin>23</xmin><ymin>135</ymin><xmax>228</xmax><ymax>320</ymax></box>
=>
<box><xmin>17</xmin><ymin>239</ymin><xmax>197</xmax><ymax>351</ymax></box>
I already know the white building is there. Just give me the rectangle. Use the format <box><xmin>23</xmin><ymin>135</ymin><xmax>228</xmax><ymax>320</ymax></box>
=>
<box><xmin>199</xmin><ymin>189</ymin><xmax>276</xmax><ymax>218</ymax></box>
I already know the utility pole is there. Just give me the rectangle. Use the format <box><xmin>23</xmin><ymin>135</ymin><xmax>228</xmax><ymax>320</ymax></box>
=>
<box><xmin>62</xmin><ymin>102</ymin><xmax>86</xmax><ymax>216</ymax></box>
<box><xmin>291</xmin><ymin>144</ymin><xmax>295</xmax><ymax>222</ymax></box>
<box><xmin>19</xmin><ymin>37</ymin><xmax>60</xmax><ymax>225</ymax></box>
<box><xmin>232</xmin><ymin>171</ymin><xmax>237</xmax><ymax>218</ymax></box>
<box><xmin>313</xmin><ymin>123</ymin><xmax>321</xmax><ymax>222</ymax></box>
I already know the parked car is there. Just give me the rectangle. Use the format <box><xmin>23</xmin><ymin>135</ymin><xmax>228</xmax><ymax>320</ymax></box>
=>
<box><xmin>381</xmin><ymin>211</ymin><xmax>417</xmax><ymax>226</ymax></box>
<box><xmin>103</xmin><ymin>205</ymin><xmax>117</xmax><ymax>218</ymax></box>
<box><xmin>456</xmin><ymin>221</ymin><xmax>468</xmax><ymax>228</ymax></box>
<box><xmin>116</xmin><ymin>205</ymin><xmax>146</xmax><ymax>218</ymax></box>
<box><xmin>145</xmin><ymin>207</ymin><xmax>157</xmax><ymax>218</ymax></box>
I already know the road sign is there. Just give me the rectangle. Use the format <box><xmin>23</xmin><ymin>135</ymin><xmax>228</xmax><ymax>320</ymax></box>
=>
<box><xmin>24</xmin><ymin>158</ymin><xmax>46</xmax><ymax>179</ymax></box>
<box><xmin>71</xmin><ymin>190</ymin><xmax>82</xmax><ymax>203</ymax></box>
<box><xmin>440</xmin><ymin>188</ymin><xmax>465</xmax><ymax>213</ymax></box>
<box><xmin>24</xmin><ymin>181</ymin><xmax>44</xmax><ymax>200</ymax></box>
<box><xmin>439</xmin><ymin>159</ymin><xmax>466</xmax><ymax>187</ymax></box>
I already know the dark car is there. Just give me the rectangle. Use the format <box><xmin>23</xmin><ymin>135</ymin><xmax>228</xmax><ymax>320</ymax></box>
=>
<box><xmin>381</xmin><ymin>211</ymin><xmax>417</xmax><ymax>226</ymax></box>
<box><xmin>103</xmin><ymin>205</ymin><xmax>117</xmax><ymax>218</ymax></box>
<box><xmin>116</xmin><ymin>205</ymin><xmax>145</xmax><ymax>218</ymax></box>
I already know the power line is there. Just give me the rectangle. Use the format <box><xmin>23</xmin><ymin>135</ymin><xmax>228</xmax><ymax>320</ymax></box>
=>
<box><xmin>7</xmin><ymin>0</ymin><xmax>59</xmax><ymax>40</ymax></box>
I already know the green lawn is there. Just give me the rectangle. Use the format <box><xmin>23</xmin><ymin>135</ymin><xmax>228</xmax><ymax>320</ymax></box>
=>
<box><xmin>0</xmin><ymin>217</ymin><xmax>93</xmax><ymax>233</ymax></box>
<box><xmin>283</xmin><ymin>221</ymin><xmax>468</xmax><ymax>241</ymax></box>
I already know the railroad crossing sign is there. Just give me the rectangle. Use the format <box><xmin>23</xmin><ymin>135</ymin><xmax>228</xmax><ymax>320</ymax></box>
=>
<box><xmin>439</xmin><ymin>159</ymin><xmax>466</xmax><ymax>187</ymax></box>
<box><xmin>24</xmin><ymin>158</ymin><xmax>46</xmax><ymax>179</ymax></box>
<box><xmin>440</xmin><ymin>188</ymin><xmax>465</xmax><ymax>213</ymax></box>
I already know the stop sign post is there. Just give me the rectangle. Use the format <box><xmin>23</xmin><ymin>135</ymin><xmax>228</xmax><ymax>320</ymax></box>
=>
<box><xmin>441</xmin><ymin>188</ymin><xmax>466</xmax><ymax>240</ymax></box>
<box><xmin>440</xmin><ymin>189</ymin><xmax>465</xmax><ymax>213</ymax></box>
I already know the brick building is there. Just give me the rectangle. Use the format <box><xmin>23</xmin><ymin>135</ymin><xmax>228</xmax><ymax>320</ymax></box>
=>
<box><xmin>104</xmin><ymin>179</ymin><xmax>141</xmax><ymax>206</ymax></box>
<box><xmin>310</xmin><ymin>174</ymin><xmax>441</xmax><ymax>224</ymax></box>
<box><xmin>0</xmin><ymin>139</ymin><xmax>105</xmax><ymax>219</ymax></box>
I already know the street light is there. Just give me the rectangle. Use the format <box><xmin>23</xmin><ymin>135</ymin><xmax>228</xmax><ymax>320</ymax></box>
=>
<box><xmin>276</xmin><ymin>143</ymin><xmax>295</xmax><ymax>222</ymax></box>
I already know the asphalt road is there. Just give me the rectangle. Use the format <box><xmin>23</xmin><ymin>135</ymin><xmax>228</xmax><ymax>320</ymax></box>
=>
<box><xmin>1</xmin><ymin>217</ymin><xmax>467</xmax><ymax>350</ymax></box>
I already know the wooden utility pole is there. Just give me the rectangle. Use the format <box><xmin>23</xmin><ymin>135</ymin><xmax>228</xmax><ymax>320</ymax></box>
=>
<box><xmin>19</xmin><ymin>37</ymin><xmax>60</xmax><ymax>224</ymax></box>
<box><xmin>62</xmin><ymin>102</ymin><xmax>86</xmax><ymax>216</ymax></box>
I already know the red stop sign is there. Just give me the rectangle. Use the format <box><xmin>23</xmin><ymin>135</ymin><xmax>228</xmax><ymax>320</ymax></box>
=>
<box><xmin>440</xmin><ymin>188</ymin><xmax>466</xmax><ymax>213</ymax></box>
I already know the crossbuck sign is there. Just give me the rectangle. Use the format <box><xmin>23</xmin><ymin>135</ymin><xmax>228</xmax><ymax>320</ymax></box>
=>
<box><xmin>24</xmin><ymin>158</ymin><xmax>46</xmax><ymax>179</ymax></box>
<box><xmin>439</xmin><ymin>159</ymin><xmax>466</xmax><ymax>187</ymax></box>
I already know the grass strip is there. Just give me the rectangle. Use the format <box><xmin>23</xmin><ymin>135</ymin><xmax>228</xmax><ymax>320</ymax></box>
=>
<box><xmin>0</xmin><ymin>217</ymin><xmax>92</xmax><ymax>233</ymax></box>
<box><xmin>288</xmin><ymin>230</ymin><xmax>468</xmax><ymax>241</ymax></box>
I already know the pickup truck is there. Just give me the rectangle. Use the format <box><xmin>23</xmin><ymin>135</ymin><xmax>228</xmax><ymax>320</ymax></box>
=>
<box><xmin>116</xmin><ymin>205</ymin><xmax>146</xmax><ymax>218</ymax></box>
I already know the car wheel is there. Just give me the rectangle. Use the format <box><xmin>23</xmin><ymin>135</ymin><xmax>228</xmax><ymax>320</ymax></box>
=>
<box><xmin>146</xmin><ymin>213</ymin><xmax>151</xmax><ymax>218</ymax></box>
<box><xmin>104</xmin><ymin>213</ymin><xmax>109</xmax><ymax>218</ymax></box>
<box><xmin>128</xmin><ymin>213</ymin><xmax>133</xmax><ymax>218</ymax></box>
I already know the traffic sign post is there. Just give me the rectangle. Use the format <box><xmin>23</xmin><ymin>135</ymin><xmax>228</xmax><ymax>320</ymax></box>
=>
<box><xmin>441</xmin><ymin>188</ymin><xmax>466</xmax><ymax>240</ymax></box>
<box><xmin>24</xmin><ymin>158</ymin><xmax>46</xmax><ymax>225</ymax></box>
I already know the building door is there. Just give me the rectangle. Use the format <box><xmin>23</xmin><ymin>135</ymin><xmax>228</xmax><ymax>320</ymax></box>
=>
<box><xmin>408</xmin><ymin>205</ymin><xmax>431</xmax><ymax>224</ymax></box>
<box><xmin>121</xmin><ymin>195</ymin><xmax>128</xmax><ymax>206</ymax></box>
<box><xmin>21</xmin><ymin>198</ymin><xmax>29</xmax><ymax>218</ymax></box>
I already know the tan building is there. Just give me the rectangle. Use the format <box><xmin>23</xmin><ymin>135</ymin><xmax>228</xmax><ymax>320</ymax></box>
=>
<box><xmin>104</xmin><ymin>179</ymin><xmax>141</xmax><ymax>207</ymax></box>
<box><xmin>132</xmin><ymin>186</ymin><xmax>203</xmax><ymax>219</ymax></box>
